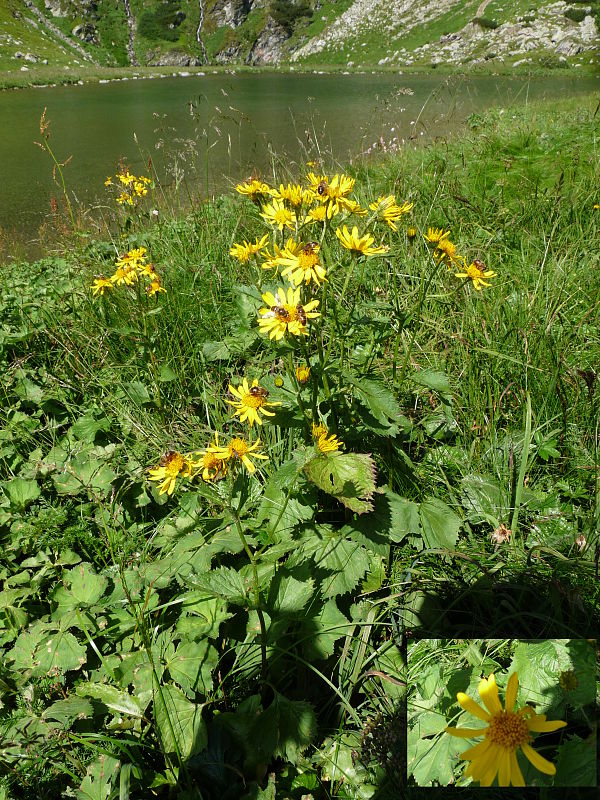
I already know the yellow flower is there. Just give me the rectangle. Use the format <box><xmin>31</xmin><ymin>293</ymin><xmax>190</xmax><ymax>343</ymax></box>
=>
<box><xmin>296</xmin><ymin>365</ymin><xmax>311</xmax><ymax>384</ymax></box>
<box><xmin>369</xmin><ymin>195</ymin><xmax>413</xmax><ymax>231</ymax></box>
<box><xmin>593</xmin><ymin>204</ymin><xmax>600</xmax><ymax>210</ymax></box>
<box><xmin>446</xmin><ymin>672</ymin><xmax>567</xmax><ymax>787</ymax></box>
<box><xmin>276</xmin><ymin>240</ymin><xmax>327</xmax><ymax>286</ymax></box>
<box><xmin>317</xmin><ymin>433</ymin><xmax>343</xmax><ymax>453</ymax></box>
<box><xmin>335</xmin><ymin>225</ymin><xmax>388</xmax><ymax>256</ymax></box>
<box><xmin>312</xmin><ymin>421</ymin><xmax>328</xmax><ymax>439</ymax></box>
<box><xmin>435</xmin><ymin>237</ymin><xmax>462</xmax><ymax>267</ymax></box>
<box><xmin>118</xmin><ymin>171</ymin><xmax>135</xmax><ymax>186</ymax></box>
<box><xmin>306</xmin><ymin>172</ymin><xmax>357</xmax><ymax>217</ymax></box>
<box><xmin>407</xmin><ymin>227</ymin><xmax>417</xmax><ymax>239</ymax></box>
<box><xmin>227</xmin><ymin>378</ymin><xmax>280</xmax><ymax>427</ymax></box>
<box><xmin>91</xmin><ymin>277</ymin><xmax>113</xmax><ymax>296</ymax></box>
<box><xmin>104</xmin><ymin>176</ymin><xmax>113</xmax><ymax>187</ymax></box>
<box><xmin>115</xmin><ymin>247</ymin><xmax>148</xmax><ymax>270</ymax></box>
<box><xmin>270</xmin><ymin>183</ymin><xmax>311</xmax><ymax>207</ymax></box>
<box><xmin>425</xmin><ymin>227</ymin><xmax>451</xmax><ymax>245</ymax></box>
<box><xmin>455</xmin><ymin>259</ymin><xmax>497</xmax><ymax>291</ymax></box>
<box><xmin>148</xmin><ymin>451</ymin><xmax>193</xmax><ymax>496</ymax></box>
<box><xmin>207</xmin><ymin>436</ymin><xmax>268</xmax><ymax>474</ymax></box>
<box><xmin>303</xmin><ymin>205</ymin><xmax>328</xmax><ymax>225</ymax></box>
<box><xmin>110</xmin><ymin>264</ymin><xmax>138</xmax><ymax>286</ymax></box>
<box><xmin>258</xmin><ymin>286</ymin><xmax>320</xmax><ymax>341</ymax></box>
<box><xmin>192</xmin><ymin>434</ymin><xmax>227</xmax><ymax>481</ymax></box>
<box><xmin>147</xmin><ymin>277</ymin><xmax>166</xmax><ymax>296</ymax></box>
<box><xmin>230</xmin><ymin>234</ymin><xmax>269</xmax><ymax>263</ymax></box>
<box><xmin>236</xmin><ymin>178</ymin><xmax>271</xmax><ymax>202</ymax></box>
<box><xmin>260</xmin><ymin>198</ymin><xmax>297</xmax><ymax>231</ymax></box>
<box><xmin>261</xmin><ymin>238</ymin><xmax>298</xmax><ymax>272</ymax></box>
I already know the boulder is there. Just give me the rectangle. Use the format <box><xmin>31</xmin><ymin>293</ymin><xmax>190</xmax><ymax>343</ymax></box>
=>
<box><xmin>554</xmin><ymin>37</ymin><xmax>584</xmax><ymax>56</ymax></box>
<box><xmin>72</xmin><ymin>23</ymin><xmax>99</xmax><ymax>45</ymax></box>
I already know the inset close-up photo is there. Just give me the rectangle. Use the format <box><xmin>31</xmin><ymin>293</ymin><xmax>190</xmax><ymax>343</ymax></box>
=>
<box><xmin>407</xmin><ymin>638</ymin><xmax>597</xmax><ymax>788</ymax></box>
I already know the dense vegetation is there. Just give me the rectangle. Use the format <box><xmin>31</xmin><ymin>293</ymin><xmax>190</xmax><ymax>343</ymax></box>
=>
<box><xmin>0</xmin><ymin>92</ymin><xmax>598</xmax><ymax>798</ymax></box>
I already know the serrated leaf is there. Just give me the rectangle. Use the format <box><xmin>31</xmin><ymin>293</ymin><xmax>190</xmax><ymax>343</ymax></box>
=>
<box><xmin>419</xmin><ymin>498</ymin><xmax>461</xmax><ymax>549</ymax></box>
<box><xmin>175</xmin><ymin>593</ymin><xmax>232</xmax><ymax>640</ymax></box>
<box><xmin>190</xmin><ymin>566</ymin><xmax>250</xmax><ymax>606</ymax></box>
<box><xmin>411</xmin><ymin>369</ymin><xmax>452</xmax><ymax>396</ymax></box>
<box><xmin>345</xmin><ymin>373</ymin><xmax>402</xmax><ymax>426</ymax></box>
<box><xmin>256</xmin><ymin>460</ymin><xmax>315</xmax><ymax>538</ymax></box>
<box><xmin>346</xmin><ymin>486</ymin><xmax>420</xmax><ymax>549</ymax></box>
<box><xmin>166</xmin><ymin>640</ymin><xmax>217</xmax><ymax>697</ymax></box>
<box><xmin>4</xmin><ymin>477</ymin><xmax>40</xmax><ymax>509</ymax></box>
<box><xmin>268</xmin><ymin>571</ymin><xmax>314</xmax><ymax>614</ymax></box>
<box><xmin>76</xmin><ymin>754</ymin><xmax>120</xmax><ymax>800</ymax></box>
<box><xmin>301</xmin><ymin>599</ymin><xmax>350</xmax><ymax>660</ymax></box>
<box><xmin>53</xmin><ymin>562</ymin><xmax>108</xmax><ymax>612</ymax></box>
<box><xmin>154</xmin><ymin>683</ymin><xmax>207</xmax><ymax>761</ymax></box>
<box><xmin>272</xmin><ymin>692</ymin><xmax>317</xmax><ymax>764</ymax></box>
<box><xmin>43</xmin><ymin>697</ymin><xmax>93</xmax><ymax>727</ymax></box>
<box><xmin>318</xmin><ymin>535</ymin><xmax>371</xmax><ymax>599</ymax></box>
<box><xmin>408</xmin><ymin>727</ymin><xmax>462</xmax><ymax>786</ymax></box>
<box><xmin>76</xmin><ymin>682</ymin><xmax>144</xmax><ymax>718</ymax></box>
<box><xmin>553</xmin><ymin>736</ymin><xmax>596</xmax><ymax>786</ymax></box>
<box><xmin>52</xmin><ymin>455</ymin><xmax>115</xmax><ymax>498</ymax></box>
<box><xmin>11</xmin><ymin>623</ymin><xmax>86</xmax><ymax>676</ymax></box>
<box><xmin>303</xmin><ymin>451</ymin><xmax>376</xmax><ymax>514</ymax></box>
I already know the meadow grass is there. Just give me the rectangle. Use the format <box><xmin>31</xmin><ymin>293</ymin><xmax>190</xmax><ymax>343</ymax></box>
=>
<box><xmin>0</xmin><ymin>91</ymin><xmax>598</xmax><ymax>798</ymax></box>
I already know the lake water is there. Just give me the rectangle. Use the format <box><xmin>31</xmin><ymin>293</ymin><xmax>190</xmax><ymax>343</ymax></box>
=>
<box><xmin>1</xmin><ymin>71</ymin><xmax>599</xmax><ymax>257</ymax></box>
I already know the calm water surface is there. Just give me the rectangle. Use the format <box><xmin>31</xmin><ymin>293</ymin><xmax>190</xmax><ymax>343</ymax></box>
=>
<box><xmin>1</xmin><ymin>72</ymin><xmax>599</xmax><ymax>255</ymax></box>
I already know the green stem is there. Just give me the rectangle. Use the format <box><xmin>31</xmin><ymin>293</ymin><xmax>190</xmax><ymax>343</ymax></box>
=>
<box><xmin>510</xmin><ymin>393</ymin><xmax>532</xmax><ymax>540</ymax></box>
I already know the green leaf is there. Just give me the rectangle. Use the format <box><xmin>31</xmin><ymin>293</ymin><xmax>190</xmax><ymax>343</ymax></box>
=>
<box><xmin>461</xmin><ymin>473</ymin><xmax>506</xmax><ymax>525</ymax></box>
<box><xmin>76</xmin><ymin>754</ymin><xmax>120</xmax><ymax>800</ymax></box>
<box><xmin>43</xmin><ymin>696</ymin><xmax>93</xmax><ymax>727</ymax></box>
<box><xmin>268</xmin><ymin>570</ymin><xmax>314</xmax><ymax>614</ymax></box>
<box><xmin>71</xmin><ymin>415</ymin><xmax>110</xmax><ymax>443</ymax></box>
<box><xmin>419</xmin><ymin>498</ymin><xmax>461</xmax><ymax>550</ymax></box>
<box><xmin>76</xmin><ymin>682</ymin><xmax>145</xmax><ymax>718</ymax></box>
<box><xmin>303</xmin><ymin>451</ymin><xmax>377</xmax><ymax>514</ymax></box>
<box><xmin>553</xmin><ymin>737</ymin><xmax>596</xmax><ymax>787</ymax></box>
<box><xmin>346</xmin><ymin>486</ymin><xmax>420</xmax><ymax>548</ymax></box>
<box><xmin>4</xmin><ymin>477</ymin><xmax>40</xmax><ymax>510</ymax></box>
<box><xmin>154</xmin><ymin>683</ymin><xmax>207</xmax><ymax>761</ymax></box>
<box><xmin>52</xmin><ymin>454</ymin><xmax>116</xmax><ymax>498</ymax></box>
<box><xmin>345</xmin><ymin>373</ymin><xmax>402</xmax><ymax>428</ymax></box>
<box><xmin>256</xmin><ymin>460</ymin><xmax>315</xmax><ymax>538</ymax></box>
<box><xmin>52</xmin><ymin>562</ymin><xmax>108</xmax><ymax>612</ymax></box>
<box><xmin>175</xmin><ymin>593</ymin><xmax>232</xmax><ymax>640</ymax></box>
<box><xmin>11</xmin><ymin>622</ymin><xmax>86</xmax><ymax>676</ymax></box>
<box><xmin>272</xmin><ymin>692</ymin><xmax>317</xmax><ymax>764</ymax></box>
<box><xmin>407</xmin><ymin>728</ymin><xmax>460</xmax><ymax>786</ymax></box>
<box><xmin>189</xmin><ymin>566</ymin><xmax>250</xmax><ymax>606</ymax></box>
<box><xmin>158</xmin><ymin>364</ymin><xmax>177</xmax><ymax>382</ymax></box>
<box><xmin>288</xmin><ymin>529</ymin><xmax>371</xmax><ymax>599</ymax></box>
<box><xmin>301</xmin><ymin>599</ymin><xmax>350</xmax><ymax>660</ymax></box>
<box><xmin>411</xmin><ymin>369</ymin><xmax>452</xmax><ymax>397</ymax></box>
<box><xmin>125</xmin><ymin>381</ymin><xmax>152</xmax><ymax>406</ymax></box>
<box><xmin>166</xmin><ymin>640</ymin><xmax>218</xmax><ymax>697</ymax></box>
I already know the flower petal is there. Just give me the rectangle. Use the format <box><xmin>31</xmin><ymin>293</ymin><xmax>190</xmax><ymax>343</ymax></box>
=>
<box><xmin>509</xmin><ymin>750</ymin><xmax>525</xmax><ymax>786</ymax></box>
<box><xmin>505</xmin><ymin>672</ymin><xmax>519</xmax><ymax>713</ymax></box>
<box><xmin>457</xmin><ymin>692</ymin><xmax>491</xmax><ymax>722</ymax></box>
<box><xmin>479</xmin><ymin>674</ymin><xmax>503</xmax><ymax>716</ymax></box>
<box><xmin>521</xmin><ymin>743</ymin><xmax>557</xmax><ymax>775</ymax></box>
<box><xmin>498</xmin><ymin>747</ymin><xmax>511</xmax><ymax>787</ymax></box>
<box><xmin>527</xmin><ymin>716</ymin><xmax>567</xmax><ymax>733</ymax></box>
<box><xmin>445</xmin><ymin>726</ymin><xmax>488</xmax><ymax>739</ymax></box>
<box><xmin>459</xmin><ymin>738</ymin><xmax>493</xmax><ymax>761</ymax></box>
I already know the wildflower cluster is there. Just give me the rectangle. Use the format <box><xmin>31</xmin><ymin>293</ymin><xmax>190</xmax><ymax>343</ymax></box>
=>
<box><xmin>91</xmin><ymin>247</ymin><xmax>166</xmax><ymax>297</ymax></box>
<box><xmin>105</xmin><ymin>169</ymin><xmax>152</xmax><ymax>207</ymax></box>
<box><xmin>424</xmin><ymin>227</ymin><xmax>497</xmax><ymax>291</ymax></box>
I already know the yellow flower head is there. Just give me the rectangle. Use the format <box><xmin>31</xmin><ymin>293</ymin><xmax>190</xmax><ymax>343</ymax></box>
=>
<box><xmin>296</xmin><ymin>365</ymin><xmax>311</xmax><ymax>384</ymax></box>
<box><xmin>446</xmin><ymin>672</ymin><xmax>567</xmax><ymax>787</ymax></box>
<box><xmin>147</xmin><ymin>277</ymin><xmax>166</xmax><ymax>296</ymax></box>
<box><xmin>227</xmin><ymin>378</ymin><xmax>280</xmax><ymax>427</ymax></box>
<box><xmin>192</xmin><ymin>434</ymin><xmax>227</xmax><ymax>482</ymax></box>
<box><xmin>369</xmin><ymin>195</ymin><xmax>413</xmax><ymax>231</ymax></box>
<box><xmin>317</xmin><ymin>433</ymin><xmax>343</xmax><ymax>453</ymax></box>
<box><xmin>91</xmin><ymin>277</ymin><xmax>113</xmax><ymax>297</ymax></box>
<box><xmin>435</xmin><ymin>237</ymin><xmax>462</xmax><ymax>267</ymax></box>
<box><xmin>270</xmin><ymin>183</ymin><xmax>311</xmax><ymax>207</ymax></box>
<box><xmin>115</xmin><ymin>247</ymin><xmax>148</xmax><ymax>270</ymax></box>
<box><xmin>455</xmin><ymin>259</ymin><xmax>497</xmax><ymax>291</ymax></box>
<box><xmin>276</xmin><ymin>240</ymin><xmax>327</xmax><ymax>286</ymax></box>
<box><xmin>335</xmin><ymin>225</ymin><xmax>388</xmax><ymax>256</ymax></box>
<box><xmin>407</xmin><ymin>227</ymin><xmax>417</xmax><ymax>239</ymax></box>
<box><xmin>230</xmin><ymin>234</ymin><xmax>269</xmax><ymax>263</ymax></box>
<box><xmin>307</xmin><ymin>172</ymin><xmax>357</xmax><ymax>217</ymax></box>
<box><xmin>425</xmin><ymin>227</ymin><xmax>451</xmax><ymax>245</ymax></box>
<box><xmin>258</xmin><ymin>286</ymin><xmax>320</xmax><ymax>341</ymax></box>
<box><xmin>261</xmin><ymin>238</ymin><xmax>299</xmax><ymax>272</ymax></box>
<box><xmin>110</xmin><ymin>264</ymin><xmax>138</xmax><ymax>286</ymax></box>
<box><xmin>236</xmin><ymin>178</ymin><xmax>271</xmax><ymax>202</ymax></box>
<box><xmin>148</xmin><ymin>451</ymin><xmax>193</xmax><ymax>496</ymax></box>
<box><xmin>260</xmin><ymin>198</ymin><xmax>297</xmax><ymax>232</ymax></box>
<box><xmin>303</xmin><ymin>205</ymin><xmax>328</xmax><ymax>225</ymax></box>
<box><xmin>207</xmin><ymin>436</ymin><xmax>268</xmax><ymax>474</ymax></box>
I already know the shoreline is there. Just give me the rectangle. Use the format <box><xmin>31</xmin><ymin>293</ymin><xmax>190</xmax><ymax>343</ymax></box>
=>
<box><xmin>1</xmin><ymin>60</ymin><xmax>598</xmax><ymax>91</ymax></box>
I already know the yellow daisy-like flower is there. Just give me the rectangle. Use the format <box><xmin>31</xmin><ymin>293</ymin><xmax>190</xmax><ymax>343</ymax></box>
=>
<box><xmin>303</xmin><ymin>205</ymin><xmax>328</xmax><ymax>225</ymax></box>
<box><xmin>258</xmin><ymin>286</ymin><xmax>320</xmax><ymax>341</ymax></box>
<box><xmin>147</xmin><ymin>277</ymin><xmax>166</xmax><ymax>296</ymax></box>
<box><xmin>446</xmin><ymin>672</ymin><xmax>567</xmax><ymax>787</ymax></box>
<box><xmin>306</xmin><ymin>172</ymin><xmax>357</xmax><ymax>218</ymax></box>
<box><xmin>118</xmin><ymin>171</ymin><xmax>135</xmax><ymax>186</ymax></box>
<box><xmin>369</xmin><ymin>195</ymin><xmax>414</xmax><ymax>231</ymax></box>
<box><xmin>117</xmin><ymin>193</ymin><xmax>135</xmax><ymax>206</ymax></box>
<box><xmin>207</xmin><ymin>436</ymin><xmax>268</xmax><ymax>474</ymax></box>
<box><xmin>407</xmin><ymin>227</ymin><xmax>417</xmax><ymax>239</ymax></box>
<box><xmin>270</xmin><ymin>183</ymin><xmax>311</xmax><ymax>207</ymax></box>
<box><xmin>593</xmin><ymin>204</ymin><xmax>600</xmax><ymax>210</ymax></box>
<box><xmin>425</xmin><ymin>227</ymin><xmax>451</xmax><ymax>245</ymax></box>
<box><xmin>335</xmin><ymin>225</ymin><xmax>388</xmax><ymax>256</ymax></box>
<box><xmin>455</xmin><ymin>259</ymin><xmax>497</xmax><ymax>291</ymax></box>
<box><xmin>110</xmin><ymin>264</ymin><xmax>138</xmax><ymax>286</ymax></box>
<box><xmin>261</xmin><ymin>238</ymin><xmax>299</xmax><ymax>272</ymax></box>
<box><xmin>311</xmin><ymin>421</ymin><xmax>328</xmax><ymax>439</ymax></box>
<box><xmin>148</xmin><ymin>451</ymin><xmax>193</xmax><ymax>496</ymax></box>
<box><xmin>230</xmin><ymin>234</ymin><xmax>269</xmax><ymax>263</ymax></box>
<box><xmin>115</xmin><ymin>247</ymin><xmax>148</xmax><ymax>269</ymax></box>
<box><xmin>227</xmin><ymin>378</ymin><xmax>281</xmax><ymax>427</ymax></box>
<box><xmin>296</xmin><ymin>365</ymin><xmax>311</xmax><ymax>384</ymax></box>
<box><xmin>276</xmin><ymin>240</ymin><xmax>327</xmax><ymax>286</ymax></box>
<box><xmin>317</xmin><ymin>433</ymin><xmax>343</xmax><ymax>453</ymax></box>
<box><xmin>235</xmin><ymin>178</ymin><xmax>271</xmax><ymax>202</ymax></box>
<box><xmin>435</xmin><ymin>237</ymin><xmax>462</xmax><ymax>267</ymax></box>
<box><xmin>260</xmin><ymin>198</ymin><xmax>297</xmax><ymax>232</ymax></box>
<box><xmin>104</xmin><ymin>176</ymin><xmax>113</xmax><ymax>187</ymax></box>
<box><xmin>192</xmin><ymin>434</ymin><xmax>227</xmax><ymax>482</ymax></box>
<box><xmin>91</xmin><ymin>276</ymin><xmax>113</xmax><ymax>296</ymax></box>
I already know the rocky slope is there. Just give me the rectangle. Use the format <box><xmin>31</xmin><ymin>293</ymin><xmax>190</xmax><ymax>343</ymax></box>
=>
<box><xmin>0</xmin><ymin>0</ymin><xmax>598</xmax><ymax>71</ymax></box>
